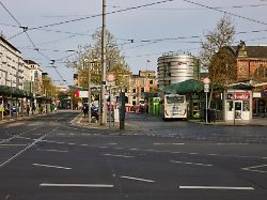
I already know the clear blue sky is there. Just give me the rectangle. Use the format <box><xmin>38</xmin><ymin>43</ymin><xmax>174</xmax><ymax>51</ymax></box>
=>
<box><xmin>1</xmin><ymin>0</ymin><xmax>267</xmax><ymax>85</ymax></box>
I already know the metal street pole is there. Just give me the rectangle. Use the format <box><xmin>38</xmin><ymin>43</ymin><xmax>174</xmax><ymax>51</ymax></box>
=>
<box><xmin>109</xmin><ymin>86</ymin><xmax>111</xmax><ymax>128</ymax></box>
<box><xmin>100</xmin><ymin>0</ymin><xmax>107</xmax><ymax>125</ymax></box>
<box><xmin>88</xmin><ymin>61</ymin><xmax>91</xmax><ymax>123</ymax></box>
<box><xmin>205</xmin><ymin>92</ymin><xmax>208</xmax><ymax>124</ymax></box>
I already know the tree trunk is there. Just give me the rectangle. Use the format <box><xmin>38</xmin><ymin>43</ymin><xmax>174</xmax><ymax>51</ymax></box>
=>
<box><xmin>208</xmin><ymin>84</ymin><xmax>214</xmax><ymax>109</ymax></box>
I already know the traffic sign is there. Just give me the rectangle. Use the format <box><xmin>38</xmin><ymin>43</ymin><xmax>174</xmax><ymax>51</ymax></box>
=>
<box><xmin>204</xmin><ymin>83</ymin><xmax>209</xmax><ymax>93</ymax></box>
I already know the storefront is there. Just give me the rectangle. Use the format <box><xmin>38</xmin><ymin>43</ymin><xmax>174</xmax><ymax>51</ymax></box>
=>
<box><xmin>224</xmin><ymin>90</ymin><xmax>252</xmax><ymax>121</ymax></box>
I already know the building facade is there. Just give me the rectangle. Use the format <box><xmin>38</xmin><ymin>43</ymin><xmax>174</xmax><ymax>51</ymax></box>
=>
<box><xmin>0</xmin><ymin>36</ymin><xmax>26</xmax><ymax>90</ymax></box>
<box><xmin>24</xmin><ymin>60</ymin><xmax>44</xmax><ymax>97</ymax></box>
<box><xmin>126</xmin><ymin>70</ymin><xmax>157</xmax><ymax>107</ymax></box>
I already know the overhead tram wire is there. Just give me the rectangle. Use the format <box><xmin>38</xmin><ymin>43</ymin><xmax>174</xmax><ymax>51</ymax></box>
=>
<box><xmin>27</xmin><ymin>0</ymin><xmax>176</xmax><ymax>31</ymax></box>
<box><xmin>182</xmin><ymin>0</ymin><xmax>267</xmax><ymax>26</ymax></box>
<box><xmin>0</xmin><ymin>0</ymin><xmax>67</xmax><ymax>84</ymax></box>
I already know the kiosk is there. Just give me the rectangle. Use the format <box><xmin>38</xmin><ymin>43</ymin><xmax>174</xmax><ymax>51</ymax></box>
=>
<box><xmin>224</xmin><ymin>90</ymin><xmax>252</xmax><ymax>121</ymax></box>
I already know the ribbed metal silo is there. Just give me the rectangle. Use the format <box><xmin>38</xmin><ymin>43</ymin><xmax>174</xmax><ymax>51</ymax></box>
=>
<box><xmin>157</xmin><ymin>52</ymin><xmax>194</xmax><ymax>89</ymax></box>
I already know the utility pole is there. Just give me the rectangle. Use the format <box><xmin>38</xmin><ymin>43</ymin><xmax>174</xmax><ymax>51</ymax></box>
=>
<box><xmin>88</xmin><ymin>61</ymin><xmax>91</xmax><ymax>123</ymax></box>
<box><xmin>100</xmin><ymin>0</ymin><xmax>107</xmax><ymax>125</ymax></box>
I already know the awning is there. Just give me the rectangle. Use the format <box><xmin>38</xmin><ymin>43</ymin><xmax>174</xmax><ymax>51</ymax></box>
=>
<box><xmin>163</xmin><ymin>79</ymin><xmax>204</xmax><ymax>94</ymax></box>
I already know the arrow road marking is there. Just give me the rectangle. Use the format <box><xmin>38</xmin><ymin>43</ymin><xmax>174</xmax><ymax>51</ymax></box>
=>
<box><xmin>242</xmin><ymin>164</ymin><xmax>267</xmax><ymax>174</ymax></box>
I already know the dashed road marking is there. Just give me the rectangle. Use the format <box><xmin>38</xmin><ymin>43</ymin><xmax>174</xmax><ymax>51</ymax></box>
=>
<box><xmin>170</xmin><ymin>160</ymin><xmax>213</xmax><ymax>167</ymax></box>
<box><xmin>37</xmin><ymin>149</ymin><xmax>68</xmax><ymax>153</ymax></box>
<box><xmin>33</xmin><ymin>163</ymin><xmax>72</xmax><ymax>170</ymax></box>
<box><xmin>39</xmin><ymin>183</ymin><xmax>114</xmax><ymax>188</ymax></box>
<box><xmin>153</xmin><ymin>142</ymin><xmax>184</xmax><ymax>146</ymax></box>
<box><xmin>103</xmin><ymin>153</ymin><xmax>135</xmax><ymax>158</ymax></box>
<box><xmin>0</xmin><ymin>144</ymin><xmax>27</xmax><ymax>147</ymax></box>
<box><xmin>120</xmin><ymin>176</ymin><xmax>155</xmax><ymax>183</ymax></box>
<box><xmin>179</xmin><ymin>186</ymin><xmax>254</xmax><ymax>190</ymax></box>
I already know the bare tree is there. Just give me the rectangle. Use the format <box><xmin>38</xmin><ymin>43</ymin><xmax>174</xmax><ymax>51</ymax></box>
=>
<box><xmin>70</xmin><ymin>29</ymin><xmax>130</xmax><ymax>89</ymax></box>
<box><xmin>201</xmin><ymin>16</ymin><xmax>236</xmax><ymax>107</ymax></box>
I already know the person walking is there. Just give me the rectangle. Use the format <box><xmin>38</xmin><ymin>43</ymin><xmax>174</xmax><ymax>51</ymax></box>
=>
<box><xmin>26</xmin><ymin>104</ymin><xmax>30</xmax><ymax>116</ymax></box>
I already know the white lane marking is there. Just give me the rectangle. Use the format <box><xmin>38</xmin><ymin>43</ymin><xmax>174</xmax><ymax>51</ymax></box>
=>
<box><xmin>170</xmin><ymin>160</ymin><xmax>213</xmax><ymax>167</ymax></box>
<box><xmin>81</xmin><ymin>144</ymin><xmax>89</xmax><ymax>146</ymax></box>
<box><xmin>36</xmin><ymin>149</ymin><xmax>68</xmax><ymax>153</ymax></box>
<box><xmin>107</xmin><ymin>143</ymin><xmax>117</xmax><ymax>146</ymax></box>
<box><xmin>33</xmin><ymin>163</ymin><xmax>72</xmax><ymax>170</ymax></box>
<box><xmin>179</xmin><ymin>186</ymin><xmax>254</xmax><ymax>190</ymax></box>
<box><xmin>129</xmin><ymin>148</ymin><xmax>139</xmax><ymax>151</ymax></box>
<box><xmin>0</xmin><ymin>136</ymin><xmax>17</xmax><ymax>144</ymax></box>
<box><xmin>39</xmin><ymin>183</ymin><xmax>114</xmax><ymax>188</ymax></box>
<box><xmin>103</xmin><ymin>153</ymin><xmax>134</xmax><ymax>158</ymax></box>
<box><xmin>242</xmin><ymin>164</ymin><xmax>267</xmax><ymax>174</ymax></box>
<box><xmin>56</xmin><ymin>142</ymin><xmax>65</xmax><ymax>145</ymax></box>
<box><xmin>208</xmin><ymin>153</ymin><xmax>217</xmax><ymax>156</ymax></box>
<box><xmin>0</xmin><ymin>134</ymin><xmax>47</xmax><ymax>168</ymax></box>
<box><xmin>216</xmin><ymin>143</ymin><xmax>249</xmax><ymax>145</ymax></box>
<box><xmin>114</xmin><ymin>147</ymin><xmax>124</xmax><ymax>150</ymax></box>
<box><xmin>188</xmin><ymin>152</ymin><xmax>199</xmax><ymax>155</ymax></box>
<box><xmin>99</xmin><ymin>146</ymin><xmax>108</xmax><ymax>149</ymax></box>
<box><xmin>153</xmin><ymin>142</ymin><xmax>184</xmax><ymax>146</ymax></box>
<box><xmin>0</xmin><ymin>144</ymin><xmax>27</xmax><ymax>147</ymax></box>
<box><xmin>0</xmin><ymin>127</ymin><xmax>39</xmax><ymax>144</ymax></box>
<box><xmin>120</xmin><ymin>176</ymin><xmax>155</xmax><ymax>183</ymax></box>
<box><xmin>68</xmin><ymin>142</ymin><xmax>76</xmax><ymax>145</ymax></box>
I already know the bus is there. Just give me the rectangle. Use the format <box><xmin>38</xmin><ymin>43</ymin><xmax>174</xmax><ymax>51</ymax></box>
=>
<box><xmin>162</xmin><ymin>94</ymin><xmax>188</xmax><ymax>120</ymax></box>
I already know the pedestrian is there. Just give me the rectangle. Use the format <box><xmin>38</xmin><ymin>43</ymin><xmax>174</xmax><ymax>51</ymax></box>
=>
<box><xmin>32</xmin><ymin>103</ymin><xmax>36</xmax><ymax>115</ymax></box>
<box><xmin>26</xmin><ymin>104</ymin><xmax>30</xmax><ymax>116</ymax></box>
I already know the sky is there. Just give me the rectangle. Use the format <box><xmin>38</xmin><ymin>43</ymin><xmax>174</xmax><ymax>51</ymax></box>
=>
<box><xmin>1</xmin><ymin>0</ymin><xmax>267</xmax><ymax>86</ymax></box>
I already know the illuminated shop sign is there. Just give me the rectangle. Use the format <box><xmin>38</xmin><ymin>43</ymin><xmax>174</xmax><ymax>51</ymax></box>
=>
<box><xmin>227</xmin><ymin>92</ymin><xmax>250</xmax><ymax>100</ymax></box>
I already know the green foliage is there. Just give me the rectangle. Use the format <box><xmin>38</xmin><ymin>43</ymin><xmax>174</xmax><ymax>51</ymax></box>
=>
<box><xmin>70</xmin><ymin>29</ymin><xmax>131</xmax><ymax>89</ymax></box>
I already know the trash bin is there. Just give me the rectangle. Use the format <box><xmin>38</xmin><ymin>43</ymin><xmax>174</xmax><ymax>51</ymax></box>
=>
<box><xmin>208</xmin><ymin>109</ymin><xmax>216</xmax><ymax>123</ymax></box>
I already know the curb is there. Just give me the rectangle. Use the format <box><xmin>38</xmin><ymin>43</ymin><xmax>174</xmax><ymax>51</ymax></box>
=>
<box><xmin>189</xmin><ymin>120</ymin><xmax>267</xmax><ymax>127</ymax></box>
<box><xmin>0</xmin><ymin>112</ymin><xmax>57</xmax><ymax>126</ymax></box>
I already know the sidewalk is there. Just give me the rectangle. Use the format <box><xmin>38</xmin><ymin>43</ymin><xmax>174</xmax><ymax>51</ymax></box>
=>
<box><xmin>0</xmin><ymin>112</ymin><xmax>53</xmax><ymax>125</ymax></box>
<box><xmin>72</xmin><ymin>112</ymin><xmax>119</xmax><ymax>130</ymax></box>
<box><xmin>190</xmin><ymin>117</ymin><xmax>267</xmax><ymax>126</ymax></box>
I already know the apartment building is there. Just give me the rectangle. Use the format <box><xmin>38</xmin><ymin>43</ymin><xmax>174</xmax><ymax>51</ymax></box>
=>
<box><xmin>126</xmin><ymin>70</ymin><xmax>157</xmax><ymax>107</ymax></box>
<box><xmin>0</xmin><ymin>35</ymin><xmax>27</xmax><ymax>90</ymax></box>
<box><xmin>24</xmin><ymin>59</ymin><xmax>44</xmax><ymax>96</ymax></box>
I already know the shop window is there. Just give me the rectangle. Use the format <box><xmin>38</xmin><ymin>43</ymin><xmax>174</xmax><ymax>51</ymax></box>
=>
<box><xmin>243</xmin><ymin>101</ymin><xmax>250</xmax><ymax>111</ymax></box>
<box><xmin>228</xmin><ymin>101</ymin><xmax>233</xmax><ymax>111</ymax></box>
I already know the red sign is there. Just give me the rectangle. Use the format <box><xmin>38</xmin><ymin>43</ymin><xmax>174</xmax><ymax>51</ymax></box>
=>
<box><xmin>227</xmin><ymin>92</ymin><xmax>250</xmax><ymax>100</ymax></box>
<box><xmin>74</xmin><ymin>89</ymin><xmax>80</xmax><ymax>98</ymax></box>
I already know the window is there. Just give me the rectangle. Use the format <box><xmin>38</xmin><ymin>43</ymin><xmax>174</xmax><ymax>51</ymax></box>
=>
<box><xmin>141</xmin><ymin>87</ymin><xmax>144</xmax><ymax>92</ymax></box>
<box><xmin>150</xmin><ymin>80</ymin><xmax>153</xmax><ymax>84</ymax></box>
<box><xmin>132</xmin><ymin>88</ymin><xmax>136</xmax><ymax>93</ymax></box>
<box><xmin>243</xmin><ymin>101</ymin><xmax>250</xmax><ymax>111</ymax></box>
<box><xmin>228</xmin><ymin>101</ymin><xmax>233</xmax><ymax>111</ymax></box>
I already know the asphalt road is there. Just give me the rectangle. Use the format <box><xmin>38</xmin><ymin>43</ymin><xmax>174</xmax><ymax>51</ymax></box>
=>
<box><xmin>0</xmin><ymin>111</ymin><xmax>266</xmax><ymax>200</ymax></box>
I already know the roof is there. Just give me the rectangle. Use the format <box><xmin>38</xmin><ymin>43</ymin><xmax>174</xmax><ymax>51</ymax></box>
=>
<box><xmin>232</xmin><ymin>46</ymin><xmax>267</xmax><ymax>59</ymax></box>
<box><xmin>0</xmin><ymin>35</ymin><xmax>21</xmax><ymax>53</ymax></box>
<box><xmin>24</xmin><ymin>60</ymin><xmax>38</xmax><ymax>65</ymax></box>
